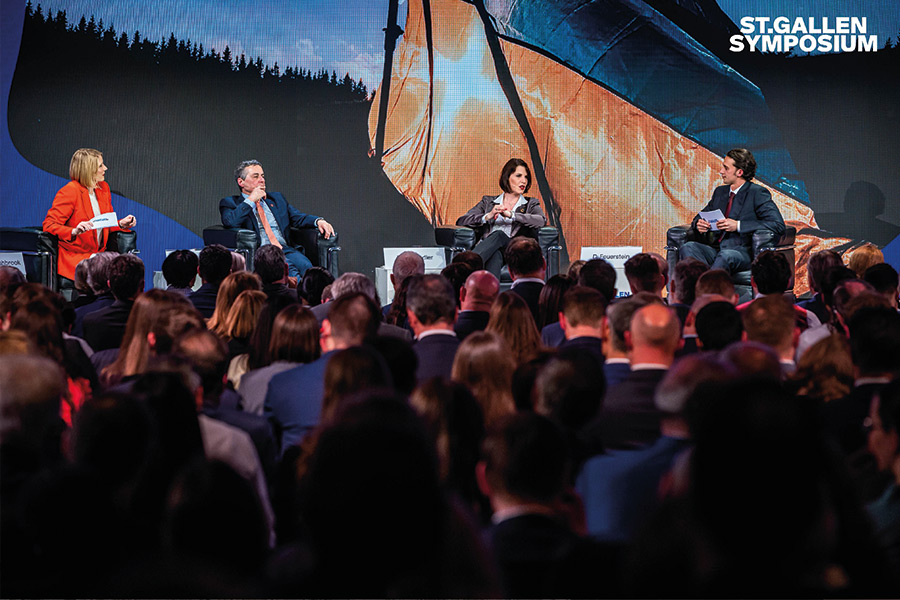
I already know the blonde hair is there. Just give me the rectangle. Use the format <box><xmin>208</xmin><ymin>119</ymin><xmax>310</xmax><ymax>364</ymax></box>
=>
<box><xmin>846</xmin><ymin>243</ymin><xmax>883</xmax><ymax>278</ymax></box>
<box><xmin>791</xmin><ymin>333</ymin><xmax>854</xmax><ymax>403</ymax></box>
<box><xmin>207</xmin><ymin>271</ymin><xmax>262</xmax><ymax>334</ymax></box>
<box><xmin>69</xmin><ymin>148</ymin><xmax>103</xmax><ymax>188</ymax></box>
<box><xmin>220</xmin><ymin>290</ymin><xmax>266</xmax><ymax>342</ymax></box>
<box><xmin>451</xmin><ymin>331</ymin><xmax>516</xmax><ymax>428</ymax></box>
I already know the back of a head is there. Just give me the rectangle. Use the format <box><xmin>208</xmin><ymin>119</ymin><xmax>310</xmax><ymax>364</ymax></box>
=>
<box><xmin>0</xmin><ymin>265</ymin><xmax>26</xmax><ymax>298</ymax></box>
<box><xmin>504</xmin><ymin>237</ymin><xmax>543</xmax><ymax>277</ymax></box>
<box><xmin>452</xmin><ymin>250</ymin><xmax>484</xmax><ymax>272</ymax></box>
<box><xmin>300</xmin><ymin>266</ymin><xmax>334</xmax><ymax>306</ymax></box>
<box><xmin>321</xmin><ymin>346</ymin><xmax>392</xmax><ymax>423</ymax></box>
<box><xmin>327</xmin><ymin>292</ymin><xmax>380</xmax><ymax>346</ymax></box>
<box><xmin>806</xmin><ymin>250</ymin><xmax>842</xmax><ymax>294</ymax></box>
<box><xmin>162</xmin><ymin>250</ymin><xmax>199</xmax><ymax>289</ymax></box>
<box><xmin>108</xmin><ymin>253</ymin><xmax>145</xmax><ymax>300</ymax></box>
<box><xmin>0</xmin><ymin>354</ymin><xmax>65</xmax><ymax>451</ymax></box>
<box><xmin>407</xmin><ymin>274</ymin><xmax>456</xmax><ymax>326</ymax></box>
<box><xmin>721</xmin><ymin>341</ymin><xmax>782</xmax><ymax>379</ymax></box>
<box><xmin>742</xmin><ymin>295</ymin><xmax>795</xmax><ymax>352</ymax></box>
<box><xmin>607</xmin><ymin>292</ymin><xmax>665</xmax><ymax>353</ymax></box>
<box><xmin>464</xmin><ymin>270</ymin><xmax>500</xmax><ymax>306</ymax></box>
<box><xmin>86</xmin><ymin>252</ymin><xmax>117</xmax><ymax>294</ymax></box>
<box><xmin>452</xmin><ymin>331</ymin><xmax>516</xmax><ymax>426</ymax></box>
<box><xmin>149</xmin><ymin>304</ymin><xmax>206</xmax><ymax>357</ymax></box>
<box><xmin>833</xmin><ymin>279</ymin><xmax>877</xmax><ymax>322</ymax></box>
<box><xmin>116</xmin><ymin>288</ymin><xmax>197</xmax><ymax>363</ymax></box>
<box><xmin>198</xmin><ymin>244</ymin><xmax>232</xmax><ymax>286</ymax></box>
<box><xmin>631</xmin><ymin>303</ymin><xmax>680</xmax><ymax>353</ymax></box>
<box><xmin>534</xmin><ymin>352</ymin><xmax>605</xmax><ymax>432</ymax></box>
<box><xmin>624</xmin><ymin>253</ymin><xmax>662</xmax><ymax>294</ymax></box>
<box><xmin>392</xmin><ymin>251</ymin><xmax>426</xmax><ymax>287</ymax></box>
<box><xmin>212</xmin><ymin>271</ymin><xmax>263</xmax><ymax>330</ymax></box>
<box><xmin>253</xmin><ymin>245</ymin><xmax>287</xmax><ymax>285</ymax></box>
<box><xmin>655</xmin><ymin>354</ymin><xmax>734</xmax><ymax>417</ymax></box>
<box><xmin>537</xmin><ymin>274</ymin><xmax>574</xmax><ymax>328</ymax></box>
<box><xmin>578</xmin><ymin>258</ymin><xmax>617</xmax><ymax>300</ymax></box>
<box><xmin>561</xmin><ymin>285</ymin><xmax>607</xmax><ymax>328</ymax></box>
<box><xmin>222</xmin><ymin>290</ymin><xmax>267</xmax><ymax>340</ymax></box>
<box><xmin>268</xmin><ymin>304</ymin><xmax>320</xmax><ymax>364</ymax></box>
<box><xmin>486</xmin><ymin>292</ymin><xmax>541</xmax><ymax>363</ymax></box>
<box><xmin>695</xmin><ymin>269</ymin><xmax>736</xmax><ymax>301</ymax></box>
<box><xmin>331</xmin><ymin>272</ymin><xmax>377</xmax><ymax>302</ymax></box>
<box><xmin>230</xmin><ymin>250</ymin><xmax>246</xmax><ymax>273</ymax></box>
<box><xmin>482</xmin><ymin>412</ymin><xmax>568</xmax><ymax>504</ymax></box>
<box><xmin>369</xmin><ymin>336</ymin><xmax>418</xmax><ymax>396</ymax></box>
<box><xmin>821</xmin><ymin>266</ymin><xmax>857</xmax><ymax>309</ymax></box>
<box><xmin>863</xmin><ymin>262</ymin><xmax>898</xmax><ymax>299</ymax></box>
<box><xmin>751</xmin><ymin>250</ymin><xmax>791</xmax><ymax>295</ymax></box>
<box><xmin>847</xmin><ymin>243</ymin><xmax>884</xmax><ymax>278</ymax></box>
<box><xmin>441</xmin><ymin>262</ymin><xmax>475</xmax><ymax>306</ymax></box>
<box><xmin>74</xmin><ymin>259</ymin><xmax>91</xmax><ymax>293</ymax></box>
<box><xmin>848</xmin><ymin>305</ymin><xmax>900</xmax><ymax>377</ymax></box>
<box><xmin>673</xmin><ymin>258</ymin><xmax>709</xmax><ymax>305</ymax></box>
<box><xmin>695</xmin><ymin>301</ymin><xmax>743</xmax><ymax>351</ymax></box>
<box><xmin>173</xmin><ymin>329</ymin><xmax>229</xmax><ymax>405</ymax></box>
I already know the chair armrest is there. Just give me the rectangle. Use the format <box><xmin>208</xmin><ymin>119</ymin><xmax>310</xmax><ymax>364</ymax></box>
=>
<box><xmin>435</xmin><ymin>226</ymin><xmax>476</xmax><ymax>251</ymax></box>
<box><xmin>752</xmin><ymin>226</ymin><xmax>796</xmax><ymax>254</ymax></box>
<box><xmin>203</xmin><ymin>225</ymin><xmax>259</xmax><ymax>252</ymax></box>
<box><xmin>108</xmin><ymin>230</ymin><xmax>137</xmax><ymax>254</ymax></box>
<box><xmin>289</xmin><ymin>227</ymin><xmax>341</xmax><ymax>278</ymax></box>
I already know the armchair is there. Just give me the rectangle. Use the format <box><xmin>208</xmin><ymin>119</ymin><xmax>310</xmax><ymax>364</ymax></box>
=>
<box><xmin>202</xmin><ymin>225</ymin><xmax>340</xmax><ymax>278</ymax></box>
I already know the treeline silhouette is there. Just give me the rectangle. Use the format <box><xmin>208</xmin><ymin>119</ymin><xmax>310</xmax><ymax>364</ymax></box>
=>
<box><xmin>22</xmin><ymin>1</ymin><xmax>370</xmax><ymax>103</ymax></box>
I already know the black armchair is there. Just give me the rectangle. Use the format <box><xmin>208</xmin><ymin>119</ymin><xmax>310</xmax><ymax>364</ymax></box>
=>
<box><xmin>665</xmin><ymin>224</ymin><xmax>796</xmax><ymax>302</ymax></box>
<box><xmin>202</xmin><ymin>225</ymin><xmax>340</xmax><ymax>278</ymax></box>
<box><xmin>0</xmin><ymin>227</ymin><xmax>137</xmax><ymax>298</ymax></box>
<box><xmin>434</xmin><ymin>225</ymin><xmax>562</xmax><ymax>284</ymax></box>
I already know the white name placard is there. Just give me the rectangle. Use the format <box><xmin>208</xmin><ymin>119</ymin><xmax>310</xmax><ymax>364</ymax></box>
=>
<box><xmin>0</xmin><ymin>252</ymin><xmax>27</xmax><ymax>275</ymax></box>
<box><xmin>580</xmin><ymin>246</ymin><xmax>643</xmax><ymax>298</ymax></box>
<box><xmin>383</xmin><ymin>247</ymin><xmax>446</xmax><ymax>271</ymax></box>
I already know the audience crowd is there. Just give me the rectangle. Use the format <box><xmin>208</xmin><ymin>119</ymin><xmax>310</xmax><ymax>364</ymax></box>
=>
<box><xmin>1</xmin><ymin>242</ymin><xmax>899</xmax><ymax>597</ymax></box>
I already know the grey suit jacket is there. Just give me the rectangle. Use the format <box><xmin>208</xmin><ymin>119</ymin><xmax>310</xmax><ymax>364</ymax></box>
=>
<box><xmin>456</xmin><ymin>194</ymin><xmax>545</xmax><ymax>242</ymax></box>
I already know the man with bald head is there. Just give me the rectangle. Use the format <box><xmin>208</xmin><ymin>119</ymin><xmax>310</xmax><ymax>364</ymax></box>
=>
<box><xmin>454</xmin><ymin>270</ymin><xmax>500</xmax><ymax>340</ymax></box>
<box><xmin>585</xmin><ymin>303</ymin><xmax>682</xmax><ymax>451</ymax></box>
<box><xmin>384</xmin><ymin>251</ymin><xmax>426</xmax><ymax>313</ymax></box>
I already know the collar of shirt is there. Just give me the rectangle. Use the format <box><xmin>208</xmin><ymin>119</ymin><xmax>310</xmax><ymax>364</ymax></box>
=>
<box><xmin>605</xmin><ymin>357</ymin><xmax>630</xmax><ymax>365</ymax></box>
<box><xmin>855</xmin><ymin>376</ymin><xmax>892</xmax><ymax>387</ymax></box>
<box><xmin>512</xmin><ymin>277</ymin><xmax>544</xmax><ymax>287</ymax></box>
<box><xmin>631</xmin><ymin>363</ymin><xmax>669</xmax><ymax>371</ymax></box>
<box><xmin>491</xmin><ymin>504</ymin><xmax>557</xmax><ymax>525</ymax></box>
<box><xmin>493</xmin><ymin>193</ymin><xmax>526</xmax><ymax>208</ymax></box>
<box><xmin>416</xmin><ymin>328</ymin><xmax>457</xmax><ymax>341</ymax></box>
<box><xmin>730</xmin><ymin>182</ymin><xmax>745</xmax><ymax>196</ymax></box>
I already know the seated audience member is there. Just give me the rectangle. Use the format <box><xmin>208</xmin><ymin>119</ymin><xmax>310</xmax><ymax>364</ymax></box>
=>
<box><xmin>694</xmin><ymin>268</ymin><xmax>739</xmax><ymax>305</ymax></box>
<box><xmin>161</xmin><ymin>250</ymin><xmax>198</xmax><ymax>294</ymax></box>
<box><xmin>385</xmin><ymin>250</ymin><xmax>425</xmax><ymax>312</ymax></box>
<box><xmin>238</xmin><ymin>305</ymin><xmax>320</xmax><ymax>415</ymax></box>
<box><xmin>505</xmin><ymin>237</ymin><xmax>546</xmax><ymax>324</ymax></box>
<box><xmin>486</xmin><ymin>291</ymin><xmax>543</xmax><ymax>367</ymax></box>
<box><xmin>300</xmin><ymin>266</ymin><xmax>334</xmax><ymax>307</ymax></box>
<box><xmin>188</xmin><ymin>244</ymin><xmax>232</xmax><ymax>319</ymax></box>
<box><xmin>410</xmin><ymin>379</ymin><xmax>489</xmax><ymax>522</ymax></box>
<box><xmin>577</xmin><ymin>354</ymin><xmax>731</xmax><ymax>543</ymax></box>
<box><xmin>788</xmin><ymin>333</ymin><xmax>854</xmax><ymax>403</ymax></box>
<box><xmin>73</xmin><ymin>252</ymin><xmax>117</xmax><ymax>336</ymax></box>
<box><xmin>98</xmin><ymin>289</ymin><xmax>203</xmax><ymax>385</ymax></box>
<box><xmin>296</xmin><ymin>395</ymin><xmax>499</xmax><ymax>598</ymax></box>
<box><xmin>451</xmin><ymin>250</ymin><xmax>484</xmax><ymax>273</ymax></box>
<box><xmin>218</xmin><ymin>290</ymin><xmax>267</xmax><ymax>386</ymax></box>
<box><xmin>369</xmin><ymin>336</ymin><xmax>418</xmax><ymax>397</ymax></box>
<box><xmin>848</xmin><ymin>242</ymin><xmax>884</xmax><ymax>278</ymax></box>
<box><xmin>452</xmin><ymin>331</ymin><xmax>516</xmax><ymax>429</ymax></box>
<box><xmin>0</xmin><ymin>265</ymin><xmax>26</xmax><ymax>304</ymax></box>
<box><xmin>311</xmin><ymin>272</ymin><xmax>410</xmax><ymax>340</ymax></box>
<box><xmin>537</xmin><ymin>274</ymin><xmax>574</xmax><ymax>330</ymax></box>
<box><xmin>71</xmin><ymin>258</ymin><xmax>93</xmax><ymax>306</ymax></box>
<box><xmin>585</xmin><ymin>303</ymin><xmax>682</xmax><ymax>451</ymax></box>
<box><xmin>230</xmin><ymin>250</ymin><xmax>246</xmax><ymax>272</ymax></box>
<box><xmin>720</xmin><ymin>340</ymin><xmax>783</xmax><ymax>379</ymax></box>
<box><xmin>694</xmin><ymin>301</ymin><xmax>743</xmax><ymax>351</ymax></box>
<box><xmin>543</xmin><ymin>258</ymin><xmax>617</xmax><ymax>347</ymax></box>
<box><xmin>557</xmin><ymin>286</ymin><xmax>609</xmax><ymax>361</ymax></box>
<box><xmin>741</xmin><ymin>295</ymin><xmax>799</xmax><ymax>375</ymax></box>
<box><xmin>479</xmin><ymin>413</ymin><xmax>620</xmax><ymax>598</ymax></box>
<box><xmin>824</xmin><ymin>305</ymin><xmax>900</xmax><ymax>458</ymax></box>
<box><xmin>566</xmin><ymin>259</ymin><xmax>586</xmax><ymax>280</ymax></box>
<box><xmin>668</xmin><ymin>258</ymin><xmax>709</xmax><ymax>325</ymax></box>
<box><xmin>798</xmin><ymin>249</ymin><xmax>843</xmax><ymax>324</ymax></box>
<box><xmin>603</xmin><ymin>293</ymin><xmax>665</xmax><ymax>387</ymax></box>
<box><xmin>206</xmin><ymin>270</ymin><xmax>262</xmax><ymax>335</ymax></box>
<box><xmin>796</xmin><ymin>269</ymin><xmax>865</xmax><ymax>358</ymax></box>
<box><xmin>680</xmin><ymin>293</ymin><xmax>736</xmax><ymax>356</ymax></box>
<box><xmin>407</xmin><ymin>274</ymin><xmax>460</xmax><ymax>382</ymax></box>
<box><xmin>624</xmin><ymin>252</ymin><xmax>665</xmax><ymax>296</ymax></box>
<box><xmin>738</xmin><ymin>250</ymin><xmax>819</xmax><ymax>330</ymax></box>
<box><xmin>440</xmin><ymin>262</ymin><xmax>476</xmax><ymax>309</ymax></box>
<box><xmin>454</xmin><ymin>270</ymin><xmax>499</xmax><ymax>341</ymax></box>
<box><xmin>254</xmin><ymin>244</ymin><xmax>299</xmax><ymax>304</ymax></box>
<box><xmin>864</xmin><ymin>262</ymin><xmax>899</xmax><ymax>309</ymax></box>
<box><xmin>83</xmin><ymin>253</ymin><xmax>144</xmax><ymax>352</ymax></box>
<box><xmin>866</xmin><ymin>380</ymin><xmax>900</xmax><ymax>574</ymax></box>
<box><xmin>266</xmin><ymin>292</ymin><xmax>380</xmax><ymax>455</ymax></box>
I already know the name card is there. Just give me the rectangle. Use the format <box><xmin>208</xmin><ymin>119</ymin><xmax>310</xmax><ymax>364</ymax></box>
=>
<box><xmin>383</xmin><ymin>247</ymin><xmax>446</xmax><ymax>270</ymax></box>
<box><xmin>0</xmin><ymin>252</ymin><xmax>26</xmax><ymax>275</ymax></box>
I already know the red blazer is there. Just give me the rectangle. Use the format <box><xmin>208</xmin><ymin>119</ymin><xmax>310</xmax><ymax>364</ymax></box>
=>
<box><xmin>42</xmin><ymin>180</ymin><xmax>126</xmax><ymax>280</ymax></box>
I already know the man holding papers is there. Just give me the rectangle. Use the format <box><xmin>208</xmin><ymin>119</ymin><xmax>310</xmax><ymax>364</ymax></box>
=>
<box><xmin>678</xmin><ymin>148</ymin><xmax>784</xmax><ymax>275</ymax></box>
<box><xmin>43</xmin><ymin>148</ymin><xmax>136</xmax><ymax>283</ymax></box>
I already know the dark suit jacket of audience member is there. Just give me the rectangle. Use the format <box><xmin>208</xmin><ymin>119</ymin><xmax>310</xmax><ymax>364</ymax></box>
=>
<box><xmin>823</xmin><ymin>382</ymin><xmax>888</xmax><ymax>457</ymax></box>
<box><xmin>262</xmin><ymin>282</ymin><xmax>299</xmax><ymax>306</ymax></box>
<box><xmin>541</xmin><ymin>321</ymin><xmax>565</xmax><ymax>348</ymax></box>
<box><xmin>188</xmin><ymin>282</ymin><xmax>219</xmax><ymax>319</ymax></box>
<box><xmin>82</xmin><ymin>299</ymin><xmax>134</xmax><ymax>352</ymax></box>
<box><xmin>509</xmin><ymin>281</ymin><xmax>544</xmax><ymax>324</ymax></box>
<box><xmin>202</xmin><ymin>402</ymin><xmax>277</xmax><ymax>481</ymax></box>
<box><xmin>559</xmin><ymin>336</ymin><xmax>605</xmax><ymax>362</ymax></box>
<box><xmin>797</xmin><ymin>293</ymin><xmax>829</xmax><ymax>326</ymax></box>
<box><xmin>73</xmin><ymin>292</ymin><xmax>114</xmax><ymax>337</ymax></box>
<box><xmin>414</xmin><ymin>333</ymin><xmax>460</xmax><ymax>383</ymax></box>
<box><xmin>603</xmin><ymin>361</ymin><xmax>631</xmax><ymax>388</ymax></box>
<box><xmin>454</xmin><ymin>310</ymin><xmax>490</xmax><ymax>341</ymax></box>
<box><xmin>584</xmin><ymin>368</ymin><xmax>668</xmax><ymax>451</ymax></box>
<box><xmin>265</xmin><ymin>350</ymin><xmax>336</xmax><ymax>456</ymax></box>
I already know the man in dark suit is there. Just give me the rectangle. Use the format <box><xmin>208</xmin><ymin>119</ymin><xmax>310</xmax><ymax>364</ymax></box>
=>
<box><xmin>585</xmin><ymin>303</ymin><xmax>682</xmax><ymax>451</ymax></box>
<box><xmin>265</xmin><ymin>292</ymin><xmax>380</xmax><ymax>455</ymax></box>
<box><xmin>407</xmin><ymin>274</ymin><xmax>460</xmax><ymax>383</ymax></box>
<box><xmin>220</xmin><ymin>159</ymin><xmax>335</xmax><ymax>277</ymax></box>
<box><xmin>542</xmin><ymin>258</ymin><xmax>617</xmax><ymax>347</ymax></box>
<box><xmin>310</xmin><ymin>272</ymin><xmax>411</xmax><ymax>341</ymax></box>
<box><xmin>454</xmin><ymin>270</ymin><xmax>498</xmax><ymax>340</ymax></box>
<box><xmin>254</xmin><ymin>245</ymin><xmax>299</xmax><ymax>306</ymax></box>
<box><xmin>679</xmin><ymin>148</ymin><xmax>785</xmax><ymax>275</ymax></box>
<box><xmin>83</xmin><ymin>253</ymin><xmax>144</xmax><ymax>352</ymax></box>
<box><xmin>558</xmin><ymin>286</ymin><xmax>608</xmax><ymax>361</ymax></box>
<box><xmin>72</xmin><ymin>251</ymin><xmax>117</xmax><ymax>337</ymax></box>
<box><xmin>506</xmin><ymin>237</ymin><xmax>545</xmax><ymax>325</ymax></box>
<box><xmin>188</xmin><ymin>243</ymin><xmax>232</xmax><ymax>318</ymax></box>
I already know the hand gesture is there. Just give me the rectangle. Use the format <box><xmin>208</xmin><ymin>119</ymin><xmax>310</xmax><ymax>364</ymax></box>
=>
<box><xmin>317</xmin><ymin>219</ymin><xmax>335</xmax><ymax>240</ymax></box>
<box><xmin>696</xmin><ymin>217</ymin><xmax>711</xmax><ymax>233</ymax></box>
<box><xmin>487</xmin><ymin>205</ymin><xmax>503</xmax><ymax>221</ymax></box>
<box><xmin>247</xmin><ymin>185</ymin><xmax>267</xmax><ymax>204</ymax></box>
<box><xmin>716</xmin><ymin>218</ymin><xmax>738</xmax><ymax>233</ymax></box>
<box><xmin>71</xmin><ymin>220</ymin><xmax>94</xmax><ymax>237</ymax></box>
<box><xmin>118</xmin><ymin>214</ymin><xmax>137</xmax><ymax>229</ymax></box>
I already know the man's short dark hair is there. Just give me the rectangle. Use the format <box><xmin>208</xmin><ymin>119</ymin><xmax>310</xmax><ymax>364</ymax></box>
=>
<box><xmin>624</xmin><ymin>253</ymin><xmax>661</xmax><ymax>293</ymax></box>
<box><xmin>162</xmin><ymin>250</ymin><xmax>199</xmax><ymax>289</ymax></box>
<box><xmin>482</xmin><ymin>413</ymin><xmax>568</xmax><ymax>504</ymax></box>
<box><xmin>561</xmin><ymin>286</ymin><xmax>607</xmax><ymax>327</ymax></box>
<box><xmin>848</xmin><ymin>306</ymin><xmax>900</xmax><ymax>376</ymax></box>
<box><xmin>406</xmin><ymin>274</ymin><xmax>456</xmax><ymax>326</ymax></box>
<box><xmin>673</xmin><ymin>258</ymin><xmax>709</xmax><ymax>305</ymax></box>
<box><xmin>742</xmin><ymin>295</ymin><xmax>795</xmax><ymax>351</ymax></box>
<box><xmin>695</xmin><ymin>269</ymin><xmax>735</xmax><ymax>299</ymax></box>
<box><xmin>440</xmin><ymin>263</ymin><xmax>475</xmax><ymax>307</ymax></box>
<box><xmin>578</xmin><ymin>258</ymin><xmax>617</xmax><ymax>301</ymax></box>
<box><xmin>328</xmin><ymin>292</ymin><xmax>381</xmax><ymax>344</ymax></box>
<box><xmin>806</xmin><ymin>250</ymin><xmax>843</xmax><ymax>294</ymax></box>
<box><xmin>108</xmin><ymin>254</ymin><xmax>144</xmax><ymax>300</ymax></box>
<box><xmin>822</xmin><ymin>266</ymin><xmax>858</xmax><ymax>309</ymax></box>
<box><xmin>504</xmin><ymin>237</ymin><xmax>543</xmax><ymax>277</ymax></box>
<box><xmin>864</xmin><ymin>262</ymin><xmax>899</xmax><ymax>296</ymax></box>
<box><xmin>727</xmin><ymin>148</ymin><xmax>756</xmax><ymax>181</ymax></box>
<box><xmin>253</xmin><ymin>245</ymin><xmax>287</xmax><ymax>285</ymax></box>
<box><xmin>173</xmin><ymin>329</ymin><xmax>229</xmax><ymax>405</ymax></box>
<box><xmin>695</xmin><ymin>301</ymin><xmax>743</xmax><ymax>351</ymax></box>
<box><xmin>498</xmin><ymin>158</ymin><xmax>532</xmax><ymax>194</ymax></box>
<box><xmin>198</xmin><ymin>244</ymin><xmax>233</xmax><ymax>286</ymax></box>
<box><xmin>451</xmin><ymin>251</ymin><xmax>484</xmax><ymax>272</ymax></box>
<box><xmin>751</xmin><ymin>250</ymin><xmax>791</xmax><ymax>295</ymax></box>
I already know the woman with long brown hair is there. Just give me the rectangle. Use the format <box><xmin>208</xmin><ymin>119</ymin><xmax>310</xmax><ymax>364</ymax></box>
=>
<box><xmin>451</xmin><ymin>331</ymin><xmax>516</xmax><ymax>429</ymax></box>
<box><xmin>486</xmin><ymin>291</ymin><xmax>543</xmax><ymax>366</ymax></box>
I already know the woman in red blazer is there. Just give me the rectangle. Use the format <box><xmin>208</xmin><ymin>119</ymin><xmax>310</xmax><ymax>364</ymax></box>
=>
<box><xmin>42</xmin><ymin>148</ymin><xmax>136</xmax><ymax>282</ymax></box>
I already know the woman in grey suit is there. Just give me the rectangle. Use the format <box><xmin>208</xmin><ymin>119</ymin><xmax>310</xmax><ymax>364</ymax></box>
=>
<box><xmin>456</xmin><ymin>158</ymin><xmax>546</xmax><ymax>277</ymax></box>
